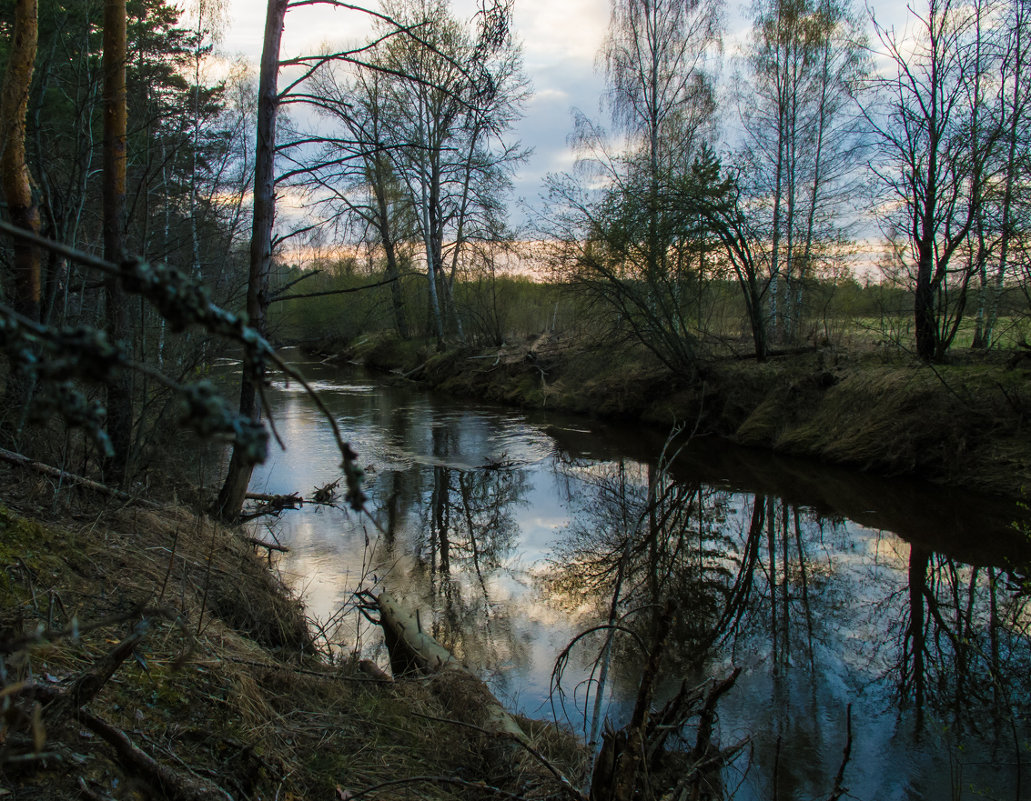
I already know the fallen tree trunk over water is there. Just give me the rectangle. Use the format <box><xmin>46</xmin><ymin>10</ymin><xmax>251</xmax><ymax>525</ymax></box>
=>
<box><xmin>376</xmin><ymin>591</ymin><xmax>583</xmax><ymax>800</ymax></box>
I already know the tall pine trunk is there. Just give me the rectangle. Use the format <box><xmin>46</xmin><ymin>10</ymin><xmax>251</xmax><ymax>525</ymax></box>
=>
<box><xmin>102</xmin><ymin>0</ymin><xmax>133</xmax><ymax>483</ymax></box>
<box><xmin>0</xmin><ymin>0</ymin><xmax>40</xmax><ymax>444</ymax></box>
<box><xmin>0</xmin><ymin>0</ymin><xmax>40</xmax><ymax>325</ymax></box>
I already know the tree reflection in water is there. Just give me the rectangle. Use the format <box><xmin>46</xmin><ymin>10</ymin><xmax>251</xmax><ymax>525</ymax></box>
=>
<box><xmin>540</xmin><ymin>442</ymin><xmax>1031</xmax><ymax>799</ymax></box>
<box><xmin>400</xmin><ymin>422</ymin><xmax>530</xmax><ymax>674</ymax></box>
<box><xmin>891</xmin><ymin>548</ymin><xmax>1031</xmax><ymax>736</ymax></box>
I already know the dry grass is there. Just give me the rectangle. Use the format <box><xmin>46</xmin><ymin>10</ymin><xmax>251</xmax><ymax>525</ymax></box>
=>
<box><xmin>0</xmin><ymin>468</ymin><xmax>586</xmax><ymax>800</ymax></box>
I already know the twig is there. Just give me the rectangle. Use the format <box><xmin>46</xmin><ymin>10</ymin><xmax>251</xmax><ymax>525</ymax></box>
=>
<box><xmin>243</xmin><ymin>536</ymin><xmax>290</xmax><ymax>553</ymax></box>
<box><xmin>270</xmin><ymin>272</ymin><xmax>414</xmax><ymax>303</ymax></box>
<box><xmin>827</xmin><ymin>704</ymin><xmax>852</xmax><ymax>801</ymax></box>
<box><xmin>11</xmin><ymin>556</ymin><xmax>39</xmax><ymax>611</ymax></box>
<box><xmin>408</xmin><ymin>711</ymin><xmax>586</xmax><ymax>800</ymax></box>
<box><xmin>158</xmin><ymin>527</ymin><xmax>181</xmax><ymax>604</ymax></box>
<box><xmin>345</xmin><ymin>775</ymin><xmax>528</xmax><ymax>801</ymax></box>
<box><xmin>196</xmin><ymin>520</ymin><xmax>217</xmax><ymax>637</ymax></box>
<box><xmin>268</xmin><ymin>268</ymin><xmax>323</xmax><ymax>300</ymax></box>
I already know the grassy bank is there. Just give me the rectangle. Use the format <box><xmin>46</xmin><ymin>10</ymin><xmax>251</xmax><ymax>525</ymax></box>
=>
<box><xmin>331</xmin><ymin>332</ymin><xmax>1031</xmax><ymax>499</ymax></box>
<box><xmin>0</xmin><ymin>466</ymin><xmax>584</xmax><ymax>799</ymax></box>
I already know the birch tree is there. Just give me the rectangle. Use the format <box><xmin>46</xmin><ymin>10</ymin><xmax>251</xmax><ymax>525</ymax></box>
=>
<box><xmin>544</xmin><ymin>0</ymin><xmax>722</xmax><ymax>372</ymax></box>
<box><xmin>307</xmin><ymin>66</ymin><xmax>416</xmax><ymax>339</ymax></box>
<box><xmin>603</xmin><ymin>0</ymin><xmax>720</xmax><ymax>181</ymax></box>
<box><xmin>740</xmin><ymin>0</ymin><xmax>866</xmax><ymax>345</ymax></box>
<box><xmin>970</xmin><ymin>0</ymin><xmax>1031</xmax><ymax>347</ymax></box>
<box><xmin>372</xmin><ymin>0</ymin><xmax>527</xmax><ymax>347</ymax></box>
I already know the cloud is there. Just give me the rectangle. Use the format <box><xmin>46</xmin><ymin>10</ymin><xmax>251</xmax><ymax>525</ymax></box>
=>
<box><xmin>515</xmin><ymin>0</ymin><xmax>609</xmax><ymax>68</ymax></box>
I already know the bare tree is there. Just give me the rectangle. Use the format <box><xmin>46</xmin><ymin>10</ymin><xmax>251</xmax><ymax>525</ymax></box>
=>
<box><xmin>971</xmin><ymin>0</ymin><xmax>1031</xmax><ymax>347</ymax></box>
<box><xmin>306</xmin><ymin>65</ymin><xmax>417</xmax><ymax>340</ymax></box>
<box><xmin>214</xmin><ymin>0</ymin><xmax>287</xmax><ymax>520</ymax></box>
<box><xmin>371</xmin><ymin>0</ymin><xmax>527</xmax><ymax>347</ymax></box>
<box><xmin>215</xmin><ymin>0</ymin><xmax>523</xmax><ymax>519</ymax></box>
<box><xmin>603</xmin><ymin>0</ymin><xmax>720</xmax><ymax>178</ymax></box>
<box><xmin>863</xmin><ymin>0</ymin><xmax>1001</xmax><ymax>361</ymax></box>
<box><xmin>739</xmin><ymin>0</ymin><xmax>867</xmax><ymax>345</ymax></box>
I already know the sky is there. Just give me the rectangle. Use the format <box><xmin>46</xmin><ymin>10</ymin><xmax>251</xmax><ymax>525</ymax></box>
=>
<box><xmin>218</xmin><ymin>0</ymin><xmax>915</xmax><ymax>230</ymax></box>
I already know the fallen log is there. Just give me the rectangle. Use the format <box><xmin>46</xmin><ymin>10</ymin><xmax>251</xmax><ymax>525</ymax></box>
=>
<box><xmin>376</xmin><ymin>591</ymin><xmax>583</xmax><ymax>800</ymax></box>
<box><xmin>244</xmin><ymin>490</ymin><xmax>302</xmax><ymax>505</ymax></box>
<box><xmin>377</xmin><ymin>592</ymin><xmax>528</xmax><ymax>743</ymax></box>
<box><xmin>0</xmin><ymin>446</ymin><xmax>158</xmax><ymax>508</ymax></box>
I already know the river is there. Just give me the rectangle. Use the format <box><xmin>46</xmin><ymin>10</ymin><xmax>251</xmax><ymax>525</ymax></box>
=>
<box><xmin>227</xmin><ymin>351</ymin><xmax>1030</xmax><ymax>801</ymax></box>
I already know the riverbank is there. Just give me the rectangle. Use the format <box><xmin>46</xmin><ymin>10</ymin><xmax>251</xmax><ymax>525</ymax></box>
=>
<box><xmin>0</xmin><ymin>464</ymin><xmax>585</xmax><ymax>800</ymax></box>
<box><xmin>328</xmin><ymin>331</ymin><xmax>1031</xmax><ymax>499</ymax></box>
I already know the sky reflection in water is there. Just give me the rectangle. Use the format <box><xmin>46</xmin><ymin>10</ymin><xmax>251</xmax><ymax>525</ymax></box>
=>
<box><xmin>239</xmin><ymin>355</ymin><xmax>1030</xmax><ymax>801</ymax></box>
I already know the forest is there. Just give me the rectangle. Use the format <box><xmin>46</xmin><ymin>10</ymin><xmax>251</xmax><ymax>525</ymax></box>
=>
<box><xmin>0</xmin><ymin>0</ymin><xmax>1029</xmax><ymax>798</ymax></box>
<box><xmin>0</xmin><ymin>0</ymin><xmax>1028</xmax><ymax>503</ymax></box>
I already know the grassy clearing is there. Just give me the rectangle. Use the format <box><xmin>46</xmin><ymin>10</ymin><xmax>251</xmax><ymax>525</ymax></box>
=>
<box><xmin>0</xmin><ymin>470</ymin><xmax>586</xmax><ymax>800</ymax></box>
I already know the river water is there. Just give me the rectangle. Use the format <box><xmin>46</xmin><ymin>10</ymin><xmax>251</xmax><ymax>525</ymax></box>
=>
<box><xmin>233</xmin><ymin>352</ymin><xmax>1030</xmax><ymax>801</ymax></box>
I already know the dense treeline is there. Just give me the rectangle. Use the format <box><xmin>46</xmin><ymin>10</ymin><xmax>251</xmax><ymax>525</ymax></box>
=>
<box><xmin>0</xmin><ymin>0</ymin><xmax>257</xmax><ymax>488</ymax></box>
<box><xmin>269</xmin><ymin>0</ymin><xmax>1031</xmax><ymax>366</ymax></box>
<box><xmin>0</xmin><ymin>0</ymin><xmax>250</xmax><ymax>320</ymax></box>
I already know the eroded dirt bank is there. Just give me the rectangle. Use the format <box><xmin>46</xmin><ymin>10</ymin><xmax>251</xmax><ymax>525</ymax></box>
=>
<box><xmin>329</xmin><ymin>332</ymin><xmax>1031</xmax><ymax>499</ymax></box>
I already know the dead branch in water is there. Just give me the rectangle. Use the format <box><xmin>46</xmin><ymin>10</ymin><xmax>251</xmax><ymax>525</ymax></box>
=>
<box><xmin>827</xmin><ymin>704</ymin><xmax>853</xmax><ymax>801</ymax></box>
<box><xmin>376</xmin><ymin>591</ymin><xmax>586</xmax><ymax>800</ymax></box>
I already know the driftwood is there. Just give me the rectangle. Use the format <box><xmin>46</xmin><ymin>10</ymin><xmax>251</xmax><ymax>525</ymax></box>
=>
<box><xmin>243</xmin><ymin>536</ymin><xmax>289</xmax><ymax>553</ymax></box>
<box><xmin>377</xmin><ymin>592</ymin><xmax>528</xmax><ymax>743</ymax></box>
<box><xmin>242</xmin><ymin>483</ymin><xmax>344</xmax><ymax>518</ymax></box>
<box><xmin>244</xmin><ymin>490</ymin><xmax>302</xmax><ymax>505</ymax></box>
<box><xmin>241</xmin><ymin>490</ymin><xmax>303</xmax><ymax>520</ymax></box>
<box><xmin>376</xmin><ymin>591</ymin><xmax>583</xmax><ymax>800</ymax></box>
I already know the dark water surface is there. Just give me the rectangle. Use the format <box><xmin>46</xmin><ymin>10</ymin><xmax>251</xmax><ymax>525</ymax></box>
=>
<box><xmin>238</xmin><ymin>352</ymin><xmax>1031</xmax><ymax>801</ymax></box>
